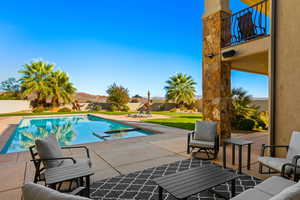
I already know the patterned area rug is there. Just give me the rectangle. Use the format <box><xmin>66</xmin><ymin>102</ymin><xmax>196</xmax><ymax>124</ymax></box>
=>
<box><xmin>90</xmin><ymin>159</ymin><xmax>262</xmax><ymax>200</ymax></box>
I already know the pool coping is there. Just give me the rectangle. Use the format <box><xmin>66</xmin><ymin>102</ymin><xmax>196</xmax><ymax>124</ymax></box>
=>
<box><xmin>0</xmin><ymin>113</ymin><xmax>177</xmax><ymax>154</ymax></box>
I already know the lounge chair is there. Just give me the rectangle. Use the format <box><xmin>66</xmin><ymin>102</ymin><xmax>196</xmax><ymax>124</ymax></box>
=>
<box><xmin>258</xmin><ymin>131</ymin><xmax>300</xmax><ymax>181</ymax></box>
<box><xmin>187</xmin><ymin>121</ymin><xmax>219</xmax><ymax>160</ymax></box>
<box><xmin>29</xmin><ymin>134</ymin><xmax>91</xmax><ymax>183</ymax></box>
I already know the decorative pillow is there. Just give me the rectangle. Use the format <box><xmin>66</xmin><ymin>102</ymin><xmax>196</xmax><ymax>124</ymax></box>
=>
<box><xmin>22</xmin><ymin>183</ymin><xmax>91</xmax><ymax>200</ymax></box>
<box><xmin>194</xmin><ymin>121</ymin><xmax>217</xmax><ymax>142</ymax></box>
<box><xmin>270</xmin><ymin>182</ymin><xmax>300</xmax><ymax>200</ymax></box>
<box><xmin>35</xmin><ymin>134</ymin><xmax>64</xmax><ymax>168</ymax></box>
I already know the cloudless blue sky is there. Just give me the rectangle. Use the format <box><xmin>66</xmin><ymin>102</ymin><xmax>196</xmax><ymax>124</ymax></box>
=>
<box><xmin>0</xmin><ymin>0</ymin><xmax>268</xmax><ymax>97</ymax></box>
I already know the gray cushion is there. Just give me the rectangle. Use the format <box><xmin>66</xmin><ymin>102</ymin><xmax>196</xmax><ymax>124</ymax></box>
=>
<box><xmin>231</xmin><ymin>188</ymin><xmax>271</xmax><ymax>200</ymax></box>
<box><xmin>189</xmin><ymin>139</ymin><xmax>215</xmax><ymax>148</ymax></box>
<box><xmin>255</xmin><ymin>176</ymin><xmax>296</xmax><ymax>196</ymax></box>
<box><xmin>22</xmin><ymin>183</ymin><xmax>90</xmax><ymax>200</ymax></box>
<box><xmin>270</xmin><ymin>182</ymin><xmax>300</xmax><ymax>200</ymax></box>
<box><xmin>35</xmin><ymin>134</ymin><xmax>64</xmax><ymax>168</ymax></box>
<box><xmin>194</xmin><ymin>121</ymin><xmax>217</xmax><ymax>142</ymax></box>
<box><xmin>287</xmin><ymin>131</ymin><xmax>300</xmax><ymax>163</ymax></box>
<box><xmin>258</xmin><ymin>156</ymin><xmax>290</xmax><ymax>171</ymax></box>
<box><xmin>63</xmin><ymin>158</ymin><xmax>92</xmax><ymax>168</ymax></box>
<box><xmin>258</xmin><ymin>156</ymin><xmax>300</xmax><ymax>174</ymax></box>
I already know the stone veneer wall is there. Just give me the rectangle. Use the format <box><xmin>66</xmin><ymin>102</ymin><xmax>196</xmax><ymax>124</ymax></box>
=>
<box><xmin>202</xmin><ymin>11</ymin><xmax>232</xmax><ymax>141</ymax></box>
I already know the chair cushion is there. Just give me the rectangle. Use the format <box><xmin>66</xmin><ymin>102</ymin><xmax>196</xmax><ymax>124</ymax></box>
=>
<box><xmin>258</xmin><ymin>156</ymin><xmax>300</xmax><ymax>174</ymax></box>
<box><xmin>287</xmin><ymin>131</ymin><xmax>300</xmax><ymax>164</ymax></box>
<box><xmin>231</xmin><ymin>188</ymin><xmax>271</xmax><ymax>200</ymax></box>
<box><xmin>35</xmin><ymin>134</ymin><xmax>64</xmax><ymax>168</ymax></box>
<box><xmin>255</xmin><ymin>176</ymin><xmax>296</xmax><ymax>196</ymax></box>
<box><xmin>189</xmin><ymin>139</ymin><xmax>215</xmax><ymax>148</ymax></box>
<box><xmin>270</xmin><ymin>181</ymin><xmax>300</xmax><ymax>200</ymax></box>
<box><xmin>258</xmin><ymin>156</ymin><xmax>290</xmax><ymax>171</ymax></box>
<box><xmin>22</xmin><ymin>183</ymin><xmax>90</xmax><ymax>200</ymax></box>
<box><xmin>194</xmin><ymin>121</ymin><xmax>217</xmax><ymax>142</ymax></box>
<box><xmin>62</xmin><ymin>158</ymin><xmax>92</xmax><ymax>168</ymax></box>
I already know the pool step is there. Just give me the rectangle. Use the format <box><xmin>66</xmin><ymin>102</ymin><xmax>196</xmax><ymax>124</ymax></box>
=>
<box><xmin>93</xmin><ymin>132</ymin><xmax>110</xmax><ymax>140</ymax></box>
<box><xmin>105</xmin><ymin>128</ymin><xmax>140</xmax><ymax>134</ymax></box>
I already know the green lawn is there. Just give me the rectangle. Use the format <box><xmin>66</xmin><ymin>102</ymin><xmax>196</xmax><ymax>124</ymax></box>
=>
<box><xmin>144</xmin><ymin>112</ymin><xmax>202</xmax><ymax>130</ymax></box>
<box><xmin>0</xmin><ymin>110</ymin><xmax>202</xmax><ymax>131</ymax></box>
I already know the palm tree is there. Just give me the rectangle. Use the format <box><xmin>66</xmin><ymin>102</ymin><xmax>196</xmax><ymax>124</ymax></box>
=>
<box><xmin>19</xmin><ymin>61</ymin><xmax>54</xmax><ymax>107</ymax></box>
<box><xmin>48</xmin><ymin>70</ymin><xmax>76</xmax><ymax>107</ymax></box>
<box><xmin>164</xmin><ymin>73</ymin><xmax>196</xmax><ymax>107</ymax></box>
<box><xmin>231</xmin><ymin>87</ymin><xmax>255</xmax><ymax>117</ymax></box>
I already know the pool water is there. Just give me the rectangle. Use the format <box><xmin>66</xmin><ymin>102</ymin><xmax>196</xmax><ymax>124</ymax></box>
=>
<box><xmin>1</xmin><ymin>115</ymin><xmax>154</xmax><ymax>154</ymax></box>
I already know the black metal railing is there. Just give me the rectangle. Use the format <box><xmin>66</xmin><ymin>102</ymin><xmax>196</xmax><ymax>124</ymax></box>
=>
<box><xmin>221</xmin><ymin>0</ymin><xmax>270</xmax><ymax>48</ymax></box>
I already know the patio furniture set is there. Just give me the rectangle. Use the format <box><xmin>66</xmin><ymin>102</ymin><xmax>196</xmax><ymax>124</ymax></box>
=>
<box><xmin>24</xmin><ymin>121</ymin><xmax>300</xmax><ymax>199</ymax></box>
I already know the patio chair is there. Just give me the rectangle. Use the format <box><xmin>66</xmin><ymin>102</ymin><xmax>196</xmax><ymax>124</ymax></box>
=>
<box><xmin>258</xmin><ymin>131</ymin><xmax>300</xmax><ymax>181</ymax></box>
<box><xmin>187</xmin><ymin>121</ymin><xmax>219</xmax><ymax>160</ymax></box>
<box><xmin>22</xmin><ymin>183</ymin><xmax>91</xmax><ymax>200</ymax></box>
<box><xmin>29</xmin><ymin>134</ymin><xmax>91</xmax><ymax>183</ymax></box>
<box><xmin>237</xmin><ymin>11</ymin><xmax>263</xmax><ymax>41</ymax></box>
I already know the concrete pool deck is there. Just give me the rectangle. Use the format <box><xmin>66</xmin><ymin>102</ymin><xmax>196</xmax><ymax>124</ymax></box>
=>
<box><xmin>0</xmin><ymin>114</ymin><xmax>270</xmax><ymax>200</ymax></box>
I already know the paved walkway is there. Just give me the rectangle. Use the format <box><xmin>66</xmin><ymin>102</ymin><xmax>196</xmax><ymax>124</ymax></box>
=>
<box><xmin>0</xmin><ymin>114</ymin><xmax>270</xmax><ymax>200</ymax></box>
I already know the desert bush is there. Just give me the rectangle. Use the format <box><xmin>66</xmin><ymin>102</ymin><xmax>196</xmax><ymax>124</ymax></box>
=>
<box><xmin>121</xmin><ymin>105</ymin><xmax>130</xmax><ymax>112</ymax></box>
<box><xmin>233</xmin><ymin>118</ymin><xmax>256</xmax><ymax>130</ymax></box>
<box><xmin>87</xmin><ymin>103</ymin><xmax>102</xmax><ymax>111</ymax></box>
<box><xmin>170</xmin><ymin>108</ymin><xmax>177</xmax><ymax>112</ymax></box>
<box><xmin>58</xmin><ymin>107</ymin><xmax>72</xmax><ymax>112</ymax></box>
<box><xmin>109</xmin><ymin>105</ymin><xmax>118</xmax><ymax>112</ymax></box>
<box><xmin>32</xmin><ymin>107</ymin><xmax>45</xmax><ymax>113</ymax></box>
<box><xmin>106</xmin><ymin>83</ymin><xmax>130</xmax><ymax>111</ymax></box>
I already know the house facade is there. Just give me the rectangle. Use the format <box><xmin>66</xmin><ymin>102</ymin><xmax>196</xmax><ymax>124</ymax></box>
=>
<box><xmin>202</xmin><ymin>0</ymin><xmax>300</xmax><ymax>155</ymax></box>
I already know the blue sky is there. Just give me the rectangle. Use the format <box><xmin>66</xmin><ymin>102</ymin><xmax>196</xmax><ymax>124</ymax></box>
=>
<box><xmin>0</xmin><ymin>0</ymin><xmax>268</xmax><ymax>97</ymax></box>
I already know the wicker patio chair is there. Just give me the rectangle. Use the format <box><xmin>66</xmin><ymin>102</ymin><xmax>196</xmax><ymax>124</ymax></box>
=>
<box><xmin>187</xmin><ymin>121</ymin><xmax>219</xmax><ymax>160</ymax></box>
<box><xmin>259</xmin><ymin>131</ymin><xmax>300</xmax><ymax>181</ymax></box>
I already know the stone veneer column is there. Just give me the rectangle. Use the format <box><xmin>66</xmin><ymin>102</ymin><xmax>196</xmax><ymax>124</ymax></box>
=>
<box><xmin>202</xmin><ymin>11</ymin><xmax>232</xmax><ymax>141</ymax></box>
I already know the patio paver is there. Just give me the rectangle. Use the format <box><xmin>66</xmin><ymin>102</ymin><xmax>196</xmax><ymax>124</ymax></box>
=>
<box><xmin>0</xmin><ymin>115</ymin><xmax>270</xmax><ymax>199</ymax></box>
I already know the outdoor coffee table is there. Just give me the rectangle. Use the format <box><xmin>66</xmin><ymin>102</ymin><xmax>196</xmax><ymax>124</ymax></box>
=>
<box><xmin>223</xmin><ymin>138</ymin><xmax>253</xmax><ymax>173</ymax></box>
<box><xmin>44</xmin><ymin>163</ymin><xmax>94</xmax><ymax>197</ymax></box>
<box><xmin>153</xmin><ymin>166</ymin><xmax>238</xmax><ymax>200</ymax></box>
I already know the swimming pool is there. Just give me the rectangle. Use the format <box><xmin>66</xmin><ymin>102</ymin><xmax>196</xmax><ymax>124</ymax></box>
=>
<box><xmin>1</xmin><ymin>115</ymin><xmax>154</xmax><ymax>154</ymax></box>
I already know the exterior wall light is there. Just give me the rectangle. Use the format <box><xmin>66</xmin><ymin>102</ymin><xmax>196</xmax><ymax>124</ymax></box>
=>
<box><xmin>206</xmin><ymin>53</ymin><xmax>216</xmax><ymax>58</ymax></box>
<box><xmin>222</xmin><ymin>50</ymin><xmax>236</xmax><ymax>58</ymax></box>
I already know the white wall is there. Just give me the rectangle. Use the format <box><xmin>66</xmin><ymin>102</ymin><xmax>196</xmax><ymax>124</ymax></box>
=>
<box><xmin>0</xmin><ymin>100</ymin><xmax>31</xmax><ymax>114</ymax></box>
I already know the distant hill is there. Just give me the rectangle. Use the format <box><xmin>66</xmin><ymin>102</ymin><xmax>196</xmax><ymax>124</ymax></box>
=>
<box><xmin>74</xmin><ymin>92</ymin><xmax>107</xmax><ymax>103</ymax></box>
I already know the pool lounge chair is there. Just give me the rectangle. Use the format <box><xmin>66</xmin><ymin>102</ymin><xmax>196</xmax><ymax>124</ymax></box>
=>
<box><xmin>258</xmin><ymin>131</ymin><xmax>300</xmax><ymax>181</ymax></box>
<box><xmin>29</xmin><ymin>134</ymin><xmax>91</xmax><ymax>183</ymax></box>
<box><xmin>187</xmin><ymin>121</ymin><xmax>219</xmax><ymax>160</ymax></box>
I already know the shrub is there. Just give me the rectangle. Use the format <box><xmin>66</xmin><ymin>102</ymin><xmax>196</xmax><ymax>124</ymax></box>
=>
<box><xmin>94</xmin><ymin>105</ymin><xmax>102</xmax><ymax>111</ymax></box>
<box><xmin>109</xmin><ymin>105</ymin><xmax>118</xmax><ymax>112</ymax></box>
<box><xmin>106</xmin><ymin>83</ymin><xmax>130</xmax><ymax>109</ymax></box>
<box><xmin>58</xmin><ymin>107</ymin><xmax>72</xmax><ymax>112</ymax></box>
<box><xmin>121</xmin><ymin>105</ymin><xmax>130</xmax><ymax>112</ymax></box>
<box><xmin>170</xmin><ymin>108</ymin><xmax>177</xmax><ymax>112</ymax></box>
<box><xmin>87</xmin><ymin>103</ymin><xmax>102</xmax><ymax>111</ymax></box>
<box><xmin>232</xmin><ymin>118</ymin><xmax>255</xmax><ymax>131</ymax></box>
<box><xmin>32</xmin><ymin>107</ymin><xmax>45</xmax><ymax>113</ymax></box>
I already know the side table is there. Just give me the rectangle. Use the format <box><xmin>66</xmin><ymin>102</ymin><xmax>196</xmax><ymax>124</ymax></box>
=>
<box><xmin>223</xmin><ymin>138</ymin><xmax>253</xmax><ymax>173</ymax></box>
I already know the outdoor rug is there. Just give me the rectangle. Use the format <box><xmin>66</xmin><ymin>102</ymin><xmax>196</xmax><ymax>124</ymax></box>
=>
<box><xmin>90</xmin><ymin>158</ymin><xmax>262</xmax><ymax>200</ymax></box>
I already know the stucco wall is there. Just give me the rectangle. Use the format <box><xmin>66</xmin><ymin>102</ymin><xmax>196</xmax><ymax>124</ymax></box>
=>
<box><xmin>0</xmin><ymin>100</ymin><xmax>31</xmax><ymax>114</ymax></box>
<box><xmin>274</xmin><ymin>1</ymin><xmax>300</xmax><ymax>154</ymax></box>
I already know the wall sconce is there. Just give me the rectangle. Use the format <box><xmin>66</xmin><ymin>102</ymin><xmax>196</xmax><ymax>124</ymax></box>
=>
<box><xmin>222</xmin><ymin>50</ymin><xmax>236</xmax><ymax>58</ymax></box>
<box><xmin>206</xmin><ymin>53</ymin><xmax>216</xmax><ymax>58</ymax></box>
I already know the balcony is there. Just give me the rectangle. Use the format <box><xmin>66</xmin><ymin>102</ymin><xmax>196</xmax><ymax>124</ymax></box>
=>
<box><xmin>221</xmin><ymin>0</ymin><xmax>270</xmax><ymax>48</ymax></box>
